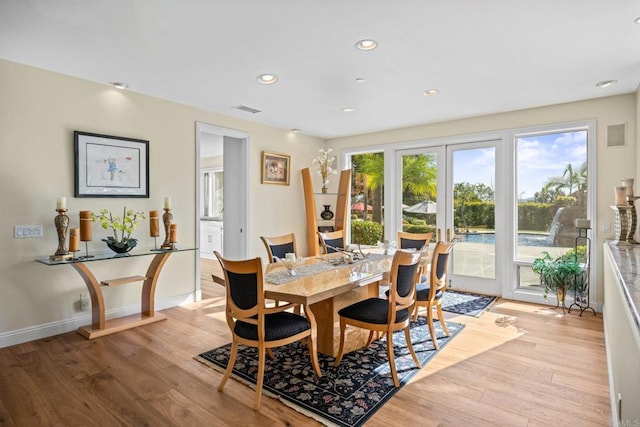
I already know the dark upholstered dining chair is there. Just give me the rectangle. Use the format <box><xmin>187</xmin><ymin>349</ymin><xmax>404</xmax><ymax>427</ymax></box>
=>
<box><xmin>260</xmin><ymin>233</ymin><xmax>297</xmax><ymax>263</ymax></box>
<box><xmin>397</xmin><ymin>231</ymin><xmax>433</xmax><ymax>250</ymax></box>
<box><xmin>317</xmin><ymin>230</ymin><xmax>345</xmax><ymax>254</ymax></box>
<box><xmin>334</xmin><ymin>250</ymin><xmax>422</xmax><ymax>387</ymax></box>
<box><xmin>413</xmin><ymin>240</ymin><xmax>455</xmax><ymax>349</ymax></box>
<box><xmin>213</xmin><ymin>252</ymin><xmax>322</xmax><ymax>410</ymax></box>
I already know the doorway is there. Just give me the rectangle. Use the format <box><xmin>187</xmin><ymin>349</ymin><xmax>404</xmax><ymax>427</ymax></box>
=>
<box><xmin>195</xmin><ymin>122</ymin><xmax>249</xmax><ymax>300</ymax></box>
<box><xmin>396</xmin><ymin>139</ymin><xmax>501</xmax><ymax>295</ymax></box>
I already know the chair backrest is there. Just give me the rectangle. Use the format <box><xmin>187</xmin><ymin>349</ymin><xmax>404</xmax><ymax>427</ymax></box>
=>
<box><xmin>260</xmin><ymin>233</ymin><xmax>297</xmax><ymax>263</ymax></box>
<box><xmin>387</xmin><ymin>250</ymin><xmax>422</xmax><ymax>320</ymax></box>
<box><xmin>428</xmin><ymin>241</ymin><xmax>455</xmax><ymax>299</ymax></box>
<box><xmin>214</xmin><ymin>251</ymin><xmax>265</xmax><ymax>331</ymax></box>
<box><xmin>317</xmin><ymin>230</ymin><xmax>345</xmax><ymax>254</ymax></box>
<box><xmin>397</xmin><ymin>231</ymin><xmax>433</xmax><ymax>251</ymax></box>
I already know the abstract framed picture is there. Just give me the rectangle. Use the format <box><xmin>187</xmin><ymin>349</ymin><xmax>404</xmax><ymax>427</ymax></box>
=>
<box><xmin>74</xmin><ymin>131</ymin><xmax>149</xmax><ymax>197</ymax></box>
<box><xmin>261</xmin><ymin>151</ymin><xmax>290</xmax><ymax>185</ymax></box>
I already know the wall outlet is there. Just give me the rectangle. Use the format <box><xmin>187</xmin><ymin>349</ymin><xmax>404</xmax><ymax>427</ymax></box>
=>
<box><xmin>79</xmin><ymin>293</ymin><xmax>90</xmax><ymax>311</ymax></box>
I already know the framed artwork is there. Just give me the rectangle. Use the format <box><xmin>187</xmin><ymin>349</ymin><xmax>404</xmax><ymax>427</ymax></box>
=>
<box><xmin>261</xmin><ymin>151</ymin><xmax>290</xmax><ymax>185</ymax></box>
<box><xmin>74</xmin><ymin>131</ymin><xmax>149</xmax><ymax>197</ymax></box>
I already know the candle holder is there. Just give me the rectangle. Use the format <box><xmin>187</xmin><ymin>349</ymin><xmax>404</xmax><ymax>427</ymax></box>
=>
<box><xmin>79</xmin><ymin>210</ymin><xmax>94</xmax><ymax>259</ymax></box>
<box><xmin>160</xmin><ymin>208</ymin><xmax>173</xmax><ymax>249</ymax></box>
<box><xmin>50</xmin><ymin>208</ymin><xmax>73</xmax><ymax>260</ymax></box>
<box><xmin>611</xmin><ymin>205</ymin><xmax>634</xmax><ymax>245</ymax></box>
<box><xmin>627</xmin><ymin>196</ymin><xmax>640</xmax><ymax>243</ymax></box>
<box><xmin>149</xmin><ymin>210</ymin><xmax>162</xmax><ymax>251</ymax></box>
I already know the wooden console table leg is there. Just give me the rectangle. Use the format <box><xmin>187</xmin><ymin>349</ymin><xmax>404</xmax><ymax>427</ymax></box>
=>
<box><xmin>141</xmin><ymin>252</ymin><xmax>172</xmax><ymax>316</ymax></box>
<box><xmin>70</xmin><ymin>262</ymin><xmax>105</xmax><ymax>330</ymax></box>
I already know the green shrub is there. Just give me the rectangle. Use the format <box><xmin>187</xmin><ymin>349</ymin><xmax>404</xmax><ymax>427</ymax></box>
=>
<box><xmin>351</xmin><ymin>220</ymin><xmax>384</xmax><ymax>245</ymax></box>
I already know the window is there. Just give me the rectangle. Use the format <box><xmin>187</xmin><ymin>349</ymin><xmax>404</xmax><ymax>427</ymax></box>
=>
<box><xmin>201</xmin><ymin>168</ymin><xmax>223</xmax><ymax>219</ymax></box>
<box><xmin>350</xmin><ymin>152</ymin><xmax>384</xmax><ymax>245</ymax></box>
<box><xmin>515</xmin><ymin>129</ymin><xmax>588</xmax><ymax>290</ymax></box>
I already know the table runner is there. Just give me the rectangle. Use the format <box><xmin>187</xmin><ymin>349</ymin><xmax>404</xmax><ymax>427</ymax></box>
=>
<box><xmin>265</xmin><ymin>253</ymin><xmax>392</xmax><ymax>285</ymax></box>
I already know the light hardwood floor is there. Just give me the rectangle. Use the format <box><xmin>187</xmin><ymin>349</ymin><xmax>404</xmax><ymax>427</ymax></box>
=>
<box><xmin>0</xmin><ymin>264</ymin><xmax>611</xmax><ymax>426</ymax></box>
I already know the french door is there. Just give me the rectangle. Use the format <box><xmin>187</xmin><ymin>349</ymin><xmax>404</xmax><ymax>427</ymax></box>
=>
<box><xmin>396</xmin><ymin>140</ymin><xmax>501</xmax><ymax>295</ymax></box>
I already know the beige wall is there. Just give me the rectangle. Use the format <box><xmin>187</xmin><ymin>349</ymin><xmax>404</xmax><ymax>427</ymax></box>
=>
<box><xmin>327</xmin><ymin>94</ymin><xmax>637</xmax><ymax>306</ymax></box>
<box><xmin>0</xmin><ymin>59</ymin><xmax>323</xmax><ymax>345</ymax></box>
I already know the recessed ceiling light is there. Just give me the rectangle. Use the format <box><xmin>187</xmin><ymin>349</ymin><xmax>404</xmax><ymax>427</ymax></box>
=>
<box><xmin>341</xmin><ymin>107</ymin><xmax>355</xmax><ymax>113</ymax></box>
<box><xmin>355</xmin><ymin>77</ymin><xmax>365</xmax><ymax>83</ymax></box>
<box><xmin>595</xmin><ymin>80</ymin><xmax>617</xmax><ymax>88</ymax></box>
<box><xmin>290</xmin><ymin>128</ymin><xmax>300</xmax><ymax>134</ymax></box>
<box><xmin>256</xmin><ymin>73</ymin><xmax>278</xmax><ymax>85</ymax></box>
<box><xmin>110</xmin><ymin>82</ymin><xmax>128</xmax><ymax>90</ymax></box>
<box><xmin>423</xmin><ymin>89</ymin><xmax>440</xmax><ymax>96</ymax></box>
<box><xmin>355</xmin><ymin>39</ymin><xmax>377</xmax><ymax>51</ymax></box>
<box><xmin>634</xmin><ymin>17</ymin><xmax>640</xmax><ymax>24</ymax></box>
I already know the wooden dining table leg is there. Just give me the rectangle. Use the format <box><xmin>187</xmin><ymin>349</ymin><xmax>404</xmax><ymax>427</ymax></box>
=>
<box><xmin>303</xmin><ymin>303</ymin><xmax>322</xmax><ymax>377</ymax></box>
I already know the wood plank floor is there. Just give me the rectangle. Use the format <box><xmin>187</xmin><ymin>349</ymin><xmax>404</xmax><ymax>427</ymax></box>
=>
<box><xmin>0</xmin><ymin>268</ymin><xmax>611</xmax><ymax>426</ymax></box>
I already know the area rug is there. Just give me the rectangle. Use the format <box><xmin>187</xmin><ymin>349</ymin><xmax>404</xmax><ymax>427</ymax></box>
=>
<box><xmin>196</xmin><ymin>317</ymin><xmax>464</xmax><ymax>427</ymax></box>
<box><xmin>441</xmin><ymin>289</ymin><xmax>497</xmax><ymax>317</ymax></box>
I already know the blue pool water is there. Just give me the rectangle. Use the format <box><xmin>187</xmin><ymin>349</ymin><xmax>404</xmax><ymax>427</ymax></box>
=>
<box><xmin>459</xmin><ymin>232</ymin><xmax>550</xmax><ymax>247</ymax></box>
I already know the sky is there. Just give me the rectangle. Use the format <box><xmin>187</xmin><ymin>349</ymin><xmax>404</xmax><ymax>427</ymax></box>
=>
<box><xmin>453</xmin><ymin>130</ymin><xmax>587</xmax><ymax>200</ymax></box>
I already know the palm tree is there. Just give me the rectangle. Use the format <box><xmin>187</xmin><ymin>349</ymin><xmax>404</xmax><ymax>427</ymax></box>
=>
<box><xmin>543</xmin><ymin>162</ymin><xmax>586</xmax><ymax>199</ymax></box>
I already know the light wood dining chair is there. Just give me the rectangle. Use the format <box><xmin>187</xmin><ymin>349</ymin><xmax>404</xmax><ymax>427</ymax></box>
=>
<box><xmin>214</xmin><ymin>252</ymin><xmax>322</xmax><ymax>410</ymax></box>
<box><xmin>397</xmin><ymin>231</ymin><xmax>433</xmax><ymax>250</ymax></box>
<box><xmin>260</xmin><ymin>233</ymin><xmax>297</xmax><ymax>263</ymax></box>
<box><xmin>334</xmin><ymin>250</ymin><xmax>422</xmax><ymax>387</ymax></box>
<box><xmin>317</xmin><ymin>230</ymin><xmax>345</xmax><ymax>254</ymax></box>
<box><xmin>413</xmin><ymin>240</ymin><xmax>455</xmax><ymax>349</ymax></box>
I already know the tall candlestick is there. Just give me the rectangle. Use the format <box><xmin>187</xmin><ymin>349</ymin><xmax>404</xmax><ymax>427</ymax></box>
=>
<box><xmin>149</xmin><ymin>210</ymin><xmax>160</xmax><ymax>237</ymax></box>
<box><xmin>623</xmin><ymin>178</ymin><xmax>635</xmax><ymax>197</ymax></box>
<box><xmin>161</xmin><ymin>208</ymin><xmax>173</xmax><ymax>249</ymax></box>
<box><xmin>69</xmin><ymin>228</ymin><xmax>80</xmax><ymax>252</ymax></box>
<box><xmin>615</xmin><ymin>186</ymin><xmax>627</xmax><ymax>206</ymax></box>
<box><xmin>169</xmin><ymin>224</ymin><xmax>178</xmax><ymax>243</ymax></box>
<box><xmin>79</xmin><ymin>211</ymin><xmax>93</xmax><ymax>241</ymax></box>
<box><xmin>51</xmin><ymin>208</ymin><xmax>72</xmax><ymax>260</ymax></box>
<box><xmin>164</xmin><ymin>196</ymin><xmax>171</xmax><ymax>210</ymax></box>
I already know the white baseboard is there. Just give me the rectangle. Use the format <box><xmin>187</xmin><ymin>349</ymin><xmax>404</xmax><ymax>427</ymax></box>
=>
<box><xmin>0</xmin><ymin>292</ymin><xmax>197</xmax><ymax>349</ymax></box>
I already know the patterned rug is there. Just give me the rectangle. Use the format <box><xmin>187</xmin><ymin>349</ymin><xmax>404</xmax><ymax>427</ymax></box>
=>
<box><xmin>196</xmin><ymin>317</ymin><xmax>463</xmax><ymax>427</ymax></box>
<box><xmin>441</xmin><ymin>289</ymin><xmax>497</xmax><ymax>317</ymax></box>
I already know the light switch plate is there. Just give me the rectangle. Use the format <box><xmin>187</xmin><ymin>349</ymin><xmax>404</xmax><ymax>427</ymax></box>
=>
<box><xmin>14</xmin><ymin>225</ymin><xmax>43</xmax><ymax>238</ymax></box>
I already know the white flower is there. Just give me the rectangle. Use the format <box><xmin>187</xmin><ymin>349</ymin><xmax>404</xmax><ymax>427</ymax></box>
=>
<box><xmin>312</xmin><ymin>148</ymin><xmax>338</xmax><ymax>181</ymax></box>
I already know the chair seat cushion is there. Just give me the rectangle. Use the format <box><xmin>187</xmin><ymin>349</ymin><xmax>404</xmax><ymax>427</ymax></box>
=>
<box><xmin>338</xmin><ymin>298</ymin><xmax>409</xmax><ymax>324</ymax></box>
<box><xmin>235</xmin><ymin>312</ymin><xmax>310</xmax><ymax>341</ymax></box>
<box><xmin>416</xmin><ymin>283</ymin><xmax>443</xmax><ymax>301</ymax></box>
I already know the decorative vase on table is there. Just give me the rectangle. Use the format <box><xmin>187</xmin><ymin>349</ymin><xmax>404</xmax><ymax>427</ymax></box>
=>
<box><xmin>320</xmin><ymin>205</ymin><xmax>334</xmax><ymax>220</ymax></box>
<box><xmin>104</xmin><ymin>237</ymin><xmax>138</xmax><ymax>254</ymax></box>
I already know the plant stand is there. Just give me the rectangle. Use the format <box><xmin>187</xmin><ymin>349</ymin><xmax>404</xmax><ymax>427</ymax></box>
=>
<box><xmin>568</xmin><ymin>225</ymin><xmax>596</xmax><ymax>316</ymax></box>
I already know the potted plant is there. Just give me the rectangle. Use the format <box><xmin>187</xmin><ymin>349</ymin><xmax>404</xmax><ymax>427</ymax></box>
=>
<box><xmin>532</xmin><ymin>248</ymin><xmax>585</xmax><ymax>306</ymax></box>
<box><xmin>93</xmin><ymin>207</ymin><xmax>145</xmax><ymax>253</ymax></box>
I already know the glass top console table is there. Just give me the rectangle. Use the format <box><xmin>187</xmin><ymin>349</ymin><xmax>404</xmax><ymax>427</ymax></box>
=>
<box><xmin>36</xmin><ymin>247</ymin><xmax>196</xmax><ymax>339</ymax></box>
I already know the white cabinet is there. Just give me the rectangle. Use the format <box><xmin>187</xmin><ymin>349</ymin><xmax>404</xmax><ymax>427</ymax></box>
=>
<box><xmin>200</xmin><ymin>220</ymin><xmax>223</xmax><ymax>259</ymax></box>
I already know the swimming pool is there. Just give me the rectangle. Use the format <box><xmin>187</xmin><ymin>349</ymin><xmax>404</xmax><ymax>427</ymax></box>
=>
<box><xmin>458</xmin><ymin>232</ymin><xmax>551</xmax><ymax>247</ymax></box>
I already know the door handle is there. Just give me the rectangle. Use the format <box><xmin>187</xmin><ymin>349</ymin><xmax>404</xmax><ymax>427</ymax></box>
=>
<box><xmin>437</xmin><ymin>228</ymin><xmax>442</xmax><ymax>242</ymax></box>
<box><xmin>446</xmin><ymin>228</ymin><xmax>451</xmax><ymax>242</ymax></box>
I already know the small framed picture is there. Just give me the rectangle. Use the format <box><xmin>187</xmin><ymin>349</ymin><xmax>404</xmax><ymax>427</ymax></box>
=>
<box><xmin>74</xmin><ymin>131</ymin><xmax>149</xmax><ymax>197</ymax></box>
<box><xmin>261</xmin><ymin>151</ymin><xmax>290</xmax><ymax>185</ymax></box>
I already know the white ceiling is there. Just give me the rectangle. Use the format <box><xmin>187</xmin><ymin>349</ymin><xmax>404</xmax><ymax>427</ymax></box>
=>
<box><xmin>1</xmin><ymin>1</ymin><xmax>639</xmax><ymax>139</ymax></box>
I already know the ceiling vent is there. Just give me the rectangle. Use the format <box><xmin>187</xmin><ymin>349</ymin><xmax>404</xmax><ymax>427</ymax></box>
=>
<box><xmin>233</xmin><ymin>105</ymin><xmax>261</xmax><ymax>114</ymax></box>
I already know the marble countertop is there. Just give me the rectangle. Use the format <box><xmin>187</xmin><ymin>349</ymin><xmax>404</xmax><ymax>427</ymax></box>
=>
<box><xmin>606</xmin><ymin>241</ymin><xmax>640</xmax><ymax>331</ymax></box>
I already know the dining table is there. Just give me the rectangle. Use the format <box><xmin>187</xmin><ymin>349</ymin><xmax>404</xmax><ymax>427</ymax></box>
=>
<box><xmin>263</xmin><ymin>250</ymin><xmax>394</xmax><ymax>357</ymax></box>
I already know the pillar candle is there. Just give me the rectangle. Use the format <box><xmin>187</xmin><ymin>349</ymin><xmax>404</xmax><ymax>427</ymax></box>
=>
<box><xmin>79</xmin><ymin>211</ymin><xmax>93</xmax><ymax>241</ymax></box>
<box><xmin>149</xmin><ymin>210</ymin><xmax>160</xmax><ymax>237</ymax></box>
<box><xmin>69</xmin><ymin>228</ymin><xmax>80</xmax><ymax>252</ymax></box>
<box><xmin>622</xmin><ymin>178</ymin><xmax>635</xmax><ymax>197</ymax></box>
<box><xmin>56</xmin><ymin>197</ymin><xmax>66</xmax><ymax>210</ymax></box>
<box><xmin>615</xmin><ymin>186</ymin><xmax>627</xmax><ymax>205</ymax></box>
<box><xmin>169</xmin><ymin>223</ymin><xmax>177</xmax><ymax>243</ymax></box>
<box><xmin>164</xmin><ymin>196</ymin><xmax>172</xmax><ymax>210</ymax></box>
